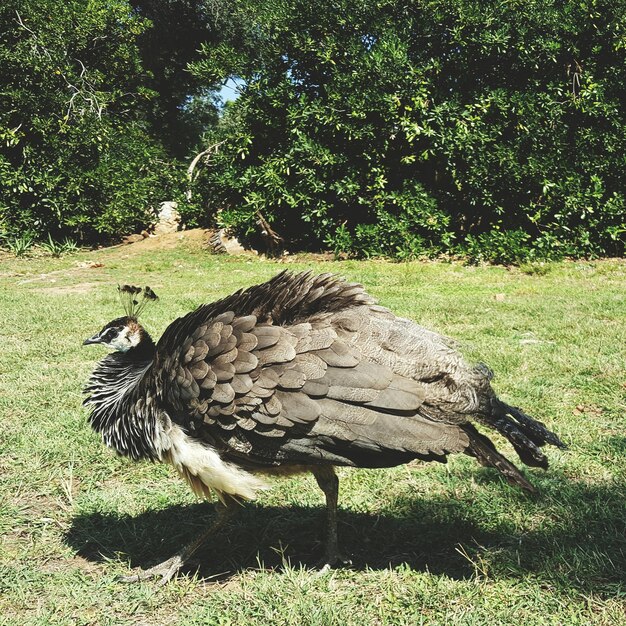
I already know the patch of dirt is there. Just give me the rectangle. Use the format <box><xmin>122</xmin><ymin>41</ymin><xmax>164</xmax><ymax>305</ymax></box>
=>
<box><xmin>17</xmin><ymin>262</ymin><xmax>108</xmax><ymax>284</ymax></box>
<box><xmin>40</xmin><ymin>553</ymin><xmax>105</xmax><ymax>576</ymax></box>
<box><xmin>116</xmin><ymin>228</ymin><xmax>213</xmax><ymax>252</ymax></box>
<box><xmin>573</xmin><ymin>404</ymin><xmax>604</xmax><ymax>416</ymax></box>
<box><xmin>35</xmin><ymin>282</ymin><xmax>100</xmax><ymax>295</ymax></box>
<box><xmin>116</xmin><ymin>228</ymin><xmax>333</xmax><ymax>260</ymax></box>
<box><xmin>276</xmin><ymin>251</ymin><xmax>340</xmax><ymax>263</ymax></box>
<box><xmin>10</xmin><ymin>489</ymin><xmax>69</xmax><ymax>522</ymax></box>
<box><xmin>0</xmin><ymin>250</ymin><xmax>14</xmax><ymax>263</ymax></box>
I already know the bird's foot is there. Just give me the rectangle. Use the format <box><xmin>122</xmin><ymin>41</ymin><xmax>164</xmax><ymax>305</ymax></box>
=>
<box><xmin>118</xmin><ymin>554</ymin><xmax>192</xmax><ymax>586</ymax></box>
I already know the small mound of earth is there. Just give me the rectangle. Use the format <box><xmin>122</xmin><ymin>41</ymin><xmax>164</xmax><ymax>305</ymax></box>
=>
<box><xmin>118</xmin><ymin>228</ymin><xmax>261</xmax><ymax>256</ymax></box>
<box><xmin>121</xmin><ymin>228</ymin><xmax>214</xmax><ymax>252</ymax></box>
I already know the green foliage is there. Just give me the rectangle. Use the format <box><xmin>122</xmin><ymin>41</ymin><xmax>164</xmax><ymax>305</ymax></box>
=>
<box><xmin>464</xmin><ymin>228</ymin><xmax>532</xmax><ymax>265</ymax></box>
<box><xmin>40</xmin><ymin>234</ymin><xmax>79</xmax><ymax>257</ymax></box>
<box><xmin>3</xmin><ymin>232</ymin><xmax>35</xmax><ymax>257</ymax></box>
<box><xmin>2</xmin><ymin>0</ymin><xmax>624</xmax><ymax>260</ymax></box>
<box><xmin>330</xmin><ymin>182</ymin><xmax>453</xmax><ymax>260</ymax></box>
<box><xmin>0</xmin><ymin>0</ymin><xmax>188</xmax><ymax>242</ymax></box>
<box><xmin>191</xmin><ymin>0</ymin><xmax>626</xmax><ymax>261</ymax></box>
<box><xmin>128</xmin><ymin>1</ymin><xmax>224</xmax><ymax>157</ymax></box>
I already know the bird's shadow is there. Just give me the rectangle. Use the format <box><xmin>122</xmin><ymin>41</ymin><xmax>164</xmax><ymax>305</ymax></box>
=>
<box><xmin>65</xmin><ymin>467</ymin><xmax>626</xmax><ymax>593</ymax></box>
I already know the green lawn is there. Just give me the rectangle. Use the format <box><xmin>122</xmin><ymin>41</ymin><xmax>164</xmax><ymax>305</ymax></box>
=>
<box><xmin>1</xmin><ymin>237</ymin><xmax>625</xmax><ymax>625</ymax></box>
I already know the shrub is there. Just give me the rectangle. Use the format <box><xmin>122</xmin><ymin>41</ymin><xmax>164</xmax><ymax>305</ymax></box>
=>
<box><xmin>0</xmin><ymin>0</ymin><xmax>186</xmax><ymax>242</ymax></box>
<box><xmin>190</xmin><ymin>0</ymin><xmax>626</xmax><ymax>261</ymax></box>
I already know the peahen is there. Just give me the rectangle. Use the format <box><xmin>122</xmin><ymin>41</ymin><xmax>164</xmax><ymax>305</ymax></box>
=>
<box><xmin>83</xmin><ymin>271</ymin><xmax>564</xmax><ymax>583</ymax></box>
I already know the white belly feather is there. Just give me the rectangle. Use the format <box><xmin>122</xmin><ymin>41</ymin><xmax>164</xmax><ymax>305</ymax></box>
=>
<box><xmin>162</xmin><ymin>425</ymin><xmax>268</xmax><ymax>502</ymax></box>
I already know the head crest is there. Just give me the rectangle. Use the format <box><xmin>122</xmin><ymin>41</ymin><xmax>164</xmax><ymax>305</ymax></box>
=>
<box><xmin>118</xmin><ymin>284</ymin><xmax>158</xmax><ymax>318</ymax></box>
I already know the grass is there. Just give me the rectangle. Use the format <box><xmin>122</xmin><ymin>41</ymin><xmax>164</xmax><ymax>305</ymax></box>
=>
<box><xmin>39</xmin><ymin>235</ymin><xmax>80</xmax><ymax>258</ymax></box>
<box><xmin>3</xmin><ymin>233</ymin><xmax>35</xmax><ymax>257</ymax></box>
<box><xmin>0</xmin><ymin>236</ymin><xmax>625</xmax><ymax>625</ymax></box>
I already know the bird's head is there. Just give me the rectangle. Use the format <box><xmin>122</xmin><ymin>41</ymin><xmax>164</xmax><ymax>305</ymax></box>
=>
<box><xmin>83</xmin><ymin>285</ymin><xmax>158</xmax><ymax>353</ymax></box>
<box><xmin>83</xmin><ymin>316</ymin><xmax>148</xmax><ymax>352</ymax></box>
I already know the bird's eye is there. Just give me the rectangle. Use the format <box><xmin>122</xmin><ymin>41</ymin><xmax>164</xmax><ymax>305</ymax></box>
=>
<box><xmin>103</xmin><ymin>328</ymin><xmax>120</xmax><ymax>341</ymax></box>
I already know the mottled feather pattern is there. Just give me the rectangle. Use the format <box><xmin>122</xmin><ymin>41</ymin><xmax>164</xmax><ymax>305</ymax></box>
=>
<box><xmin>84</xmin><ymin>270</ymin><xmax>564</xmax><ymax>502</ymax></box>
<box><xmin>84</xmin><ymin>352</ymin><xmax>163</xmax><ymax>460</ymax></box>
<box><xmin>147</xmin><ymin>273</ymin><xmax>484</xmax><ymax>471</ymax></box>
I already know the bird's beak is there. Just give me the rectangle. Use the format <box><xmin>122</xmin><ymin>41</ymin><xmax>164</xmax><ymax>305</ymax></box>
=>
<box><xmin>83</xmin><ymin>333</ymin><xmax>103</xmax><ymax>346</ymax></box>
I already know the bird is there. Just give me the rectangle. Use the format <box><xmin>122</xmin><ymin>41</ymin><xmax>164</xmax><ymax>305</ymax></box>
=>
<box><xmin>83</xmin><ymin>271</ymin><xmax>564</xmax><ymax>584</ymax></box>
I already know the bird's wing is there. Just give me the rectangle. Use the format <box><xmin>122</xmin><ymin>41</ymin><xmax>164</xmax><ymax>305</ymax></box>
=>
<box><xmin>150</xmin><ymin>291</ymin><xmax>472</xmax><ymax>468</ymax></box>
<box><xmin>333</xmin><ymin>305</ymin><xmax>494</xmax><ymax>421</ymax></box>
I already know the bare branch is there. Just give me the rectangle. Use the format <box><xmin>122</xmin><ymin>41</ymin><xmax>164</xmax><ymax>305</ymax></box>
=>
<box><xmin>256</xmin><ymin>211</ymin><xmax>284</xmax><ymax>247</ymax></box>
<box><xmin>186</xmin><ymin>140</ymin><xmax>227</xmax><ymax>200</ymax></box>
<box><xmin>15</xmin><ymin>10</ymin><xmax>53</xmax><ymax>62</ymax></box>
<box><xmin>15</xmin><ymin>12</ymin><xmax>105</xmax><ymax>120</ymax></box>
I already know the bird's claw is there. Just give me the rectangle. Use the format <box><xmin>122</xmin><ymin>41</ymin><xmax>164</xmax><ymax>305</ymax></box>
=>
<box><xmin>118</xmin><ymin>554</ymin><xmax>187</xmax><ymax>586</ymax></box>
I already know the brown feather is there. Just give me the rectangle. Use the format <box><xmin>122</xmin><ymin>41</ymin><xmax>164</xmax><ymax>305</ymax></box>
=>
<box><xmin>106</xmin><ymin>270</ymin><xmax>562</xmax><ymax>491</ymax></box>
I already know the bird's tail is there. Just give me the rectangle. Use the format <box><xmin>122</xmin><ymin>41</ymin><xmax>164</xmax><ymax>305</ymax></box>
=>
<box><xmin>462</xmin><ymin>399</ymin><xmax>565</xmax><ymax>492</ymax></box>
<box><xmin>488</xmin><ymin>399</ymin><xmax>565</xmax><ymax>467</ymax></box>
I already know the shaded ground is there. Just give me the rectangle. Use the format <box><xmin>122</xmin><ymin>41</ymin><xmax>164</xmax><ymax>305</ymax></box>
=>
<box><xmin>66</xmin><ymin>476</ymin><xmax>625</xmax><ymax>593</ymax></box>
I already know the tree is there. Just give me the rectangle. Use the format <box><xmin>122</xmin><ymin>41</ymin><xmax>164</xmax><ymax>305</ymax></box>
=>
<box><xmin>0</xmin><ymin>0</ymin><xmax>183</xmax><ymax>241</ymax></box>
<box><xmin>190</xmin><ymin>0</ymin><xmax>626</xmax><ymax>261</ymax></box>
<box><xmin>128</xmin><ymin>0</ymin><xmax>224</xmax><ymax>158</ymax></box>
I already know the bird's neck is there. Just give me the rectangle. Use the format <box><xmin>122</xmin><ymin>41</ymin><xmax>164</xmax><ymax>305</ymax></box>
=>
<box><xmin>125</xmin><ymin>332</ymin><xmax>156</xmax><ymax>360</ymax></box>
<box><xmin>84</xmin><ymin>341</ymin><xmax>161</xmax><ymax>460</ymax></box>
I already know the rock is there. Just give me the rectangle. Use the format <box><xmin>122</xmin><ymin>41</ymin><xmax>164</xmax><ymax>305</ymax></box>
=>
<box><xmin>209</xmin><ymin>229</ymin><xmax>257</xmax><ymax>256</ymax></box>
<box><xmin>154</xmin><ymin>201</ymin><xmax>181</xmax><ymax>235</ymax></box>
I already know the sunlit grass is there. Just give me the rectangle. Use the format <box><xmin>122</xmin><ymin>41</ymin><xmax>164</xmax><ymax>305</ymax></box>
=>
<box><xmin>1</xmin><ymin>241</ymin><xmax>625</xmax><ymax>625</ymax></box>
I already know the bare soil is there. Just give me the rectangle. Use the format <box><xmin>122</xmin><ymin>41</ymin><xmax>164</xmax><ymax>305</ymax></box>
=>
<box><xmin>114</xmin><ymin>228</ymin><xmax>213</xmax><ymax>252</ymax></box>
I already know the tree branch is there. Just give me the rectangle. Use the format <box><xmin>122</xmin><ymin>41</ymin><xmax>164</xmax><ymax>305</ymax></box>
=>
<box><xmin>186</xmin><ymin>140</ymin><xmax>227</xmax><ymax>200</ymax></box>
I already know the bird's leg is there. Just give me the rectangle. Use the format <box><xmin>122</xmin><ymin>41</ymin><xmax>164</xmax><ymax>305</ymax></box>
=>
<box><xmin>313</xmin><ymin>466</ymin><xmax>351</xmax><ymax>572</ymax></box>
<box><xmin>119</xmin><ymin>497</ymin><xmax>238</xmax><ymax>586</ymax></box>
